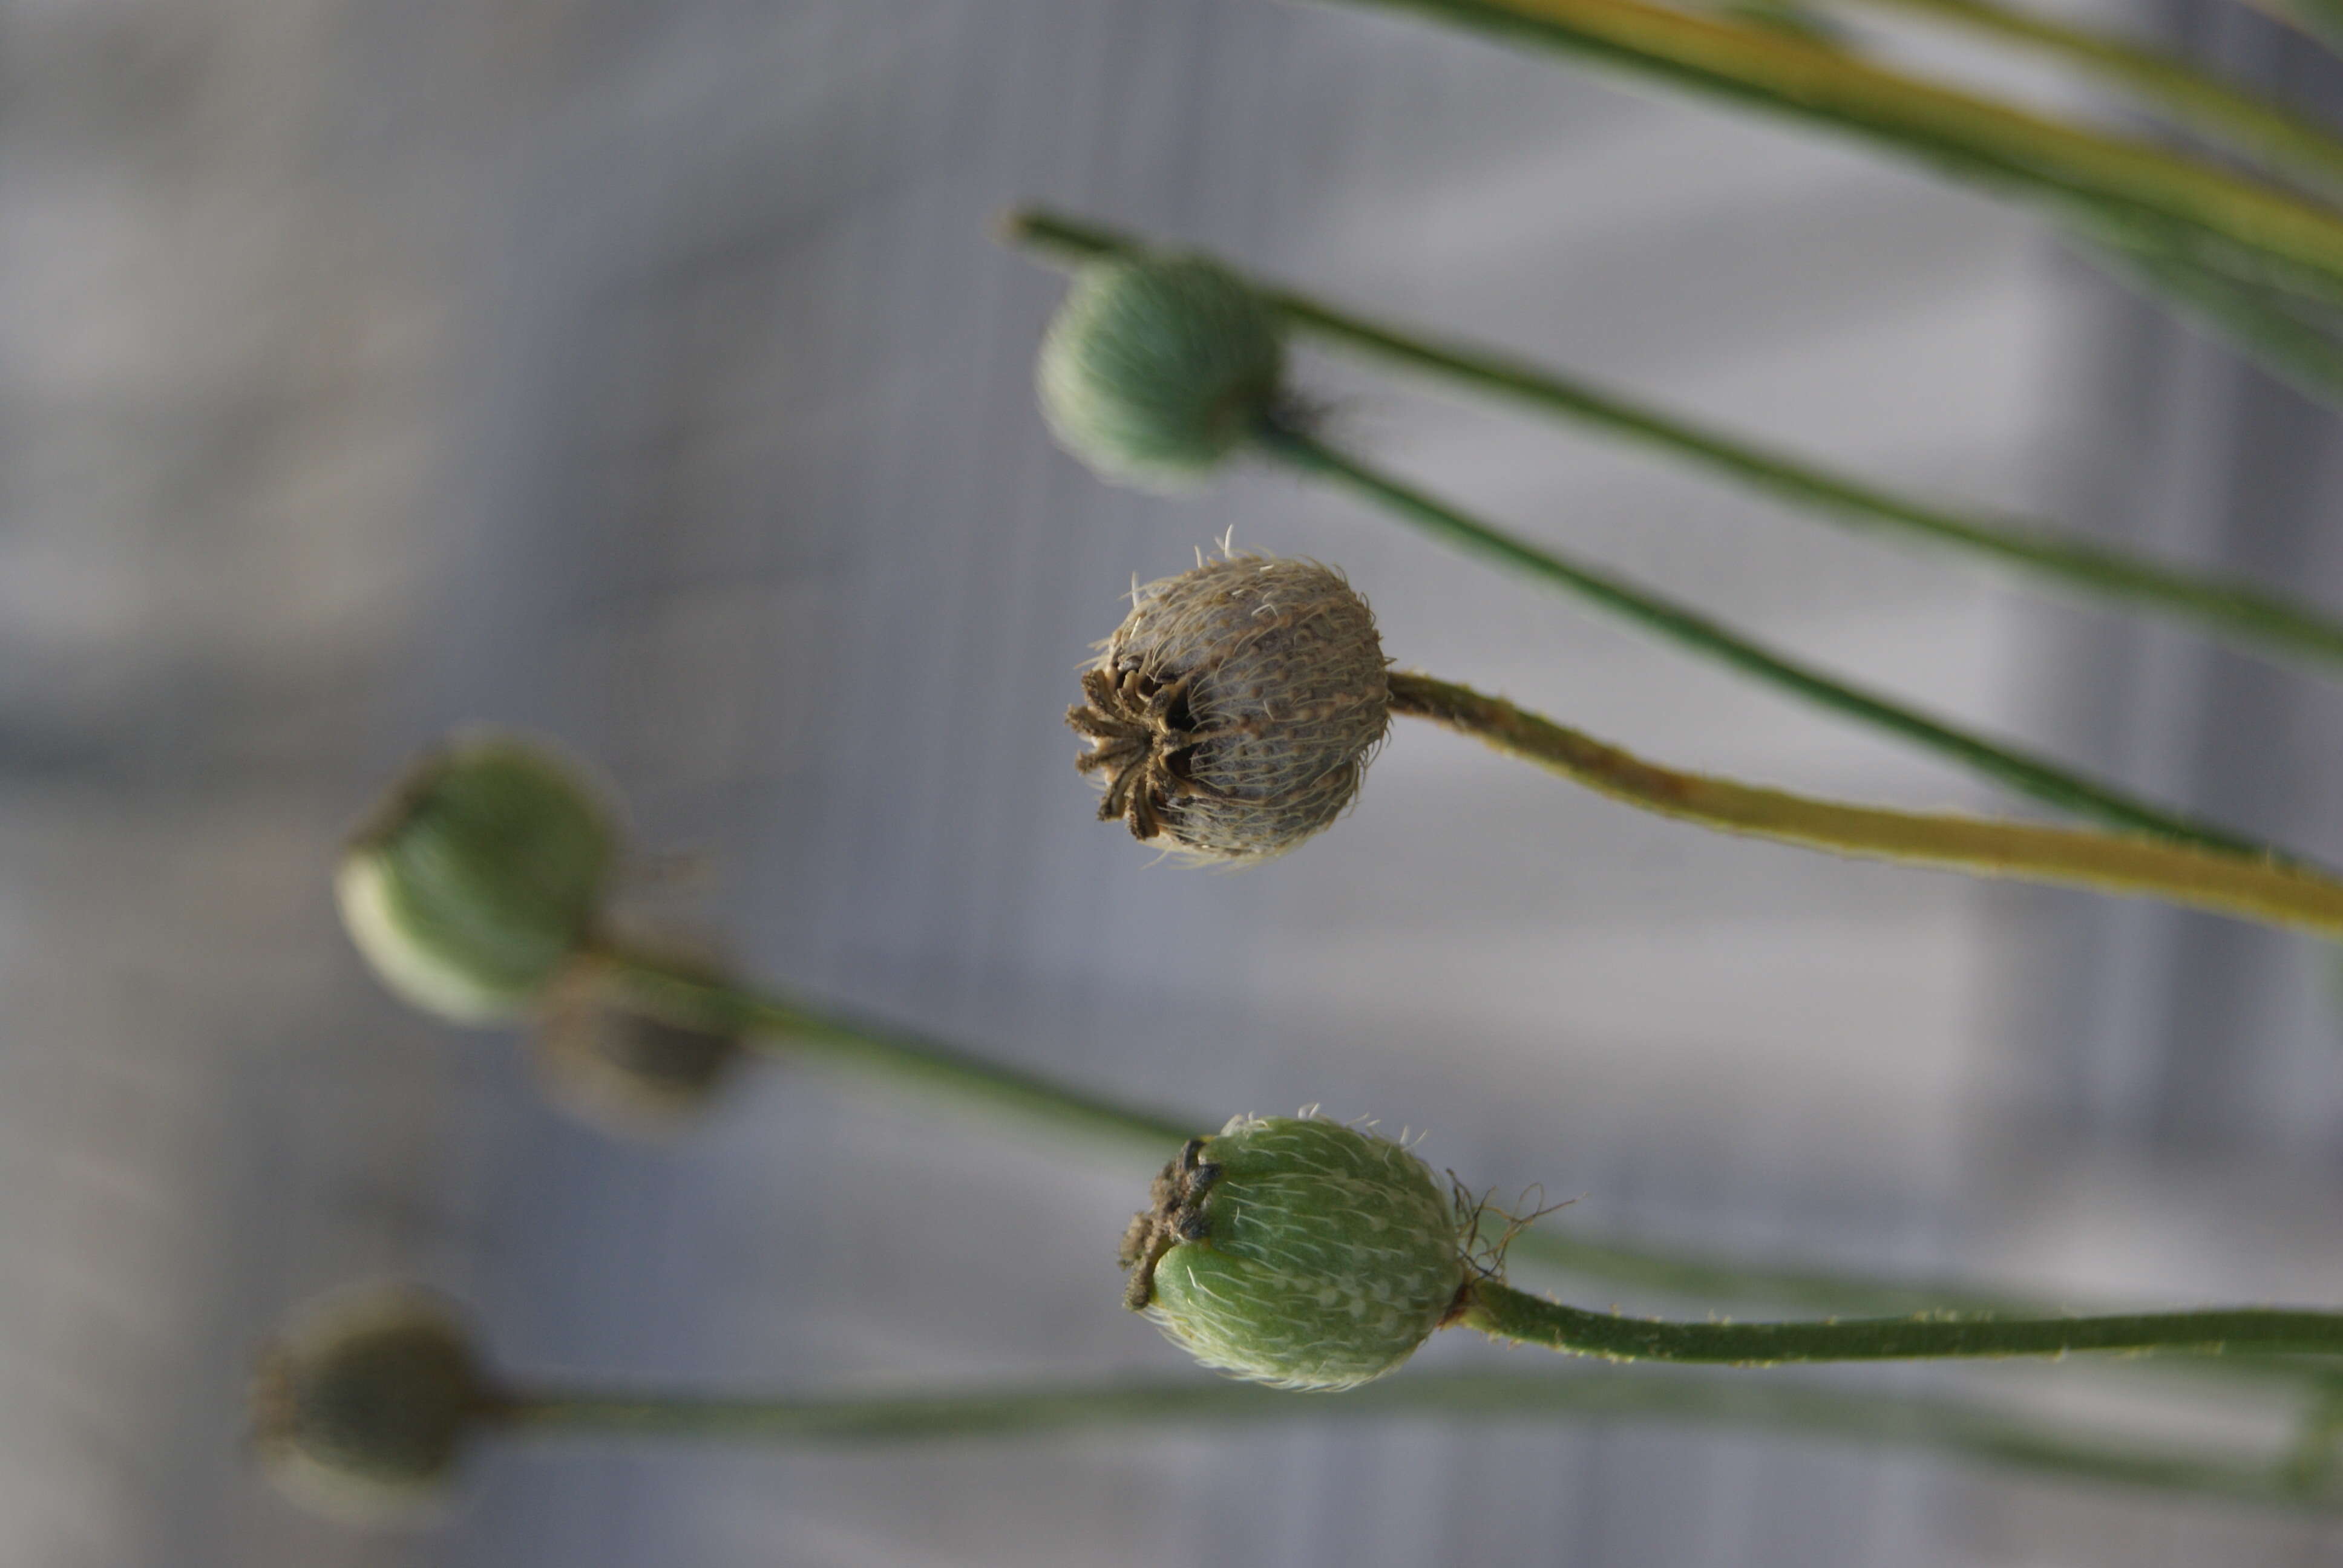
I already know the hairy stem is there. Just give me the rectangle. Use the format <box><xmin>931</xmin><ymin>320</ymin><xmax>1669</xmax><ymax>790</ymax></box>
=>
<box><xmin>1252</xmin><ymin>424</ymin><xmax>2269</xmax><ymax>856</ymax></box>
<box><xmin>1308</xmin><ymin>0</ymin><xmax>2343</xmax><ymax>300</ymax></box>
<box><xmin>1008</xmin><ymin>208</ymin><xmax>2343</xmax><ymax>673</ymax></box>
<box><xmin>479</xmin><ymin>1368</ymin><xmax>2333</xmax><ymax>1507</ymax></box>
<box><xmin>1386</xmin><ymin>669</ymin><xmax>2343</xmax><ymax>936</ymax></box>
<box><xmin>1462</xmin><ymin>1275</ymin><xmax>2343</xmax><ymax>1359</ymax></box>
<box><xmin>1462</xmin><ymin>1279</ymin><xmax>2343</xmax><ymax>1364</ymax></box>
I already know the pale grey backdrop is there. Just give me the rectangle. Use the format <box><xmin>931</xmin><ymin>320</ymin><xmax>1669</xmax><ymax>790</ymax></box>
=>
<box><xmin>6</xmin><ymin>0</ymin><xmax>2343</xmax><ymax>1563</ymax></box>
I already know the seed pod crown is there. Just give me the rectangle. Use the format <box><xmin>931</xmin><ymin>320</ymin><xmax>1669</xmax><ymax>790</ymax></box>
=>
<box><xmin>1068</xmin><ymin>553</ymin><xmax>1388</xmax><ymax>860</ymax></box>
<box><xmin>1119</xmin><ymin>1115</ymin><xmax>1469</xmax><ymax>1391</ymax></box>
<box><xmin>250</xmin><ymin>1289</ymin><xmax>489</xmax><ymax>1520</ymax></box>
<box><xmin>1036</xmin><ymin>255</ymin><xmax>1285</xmax><ymax>489</ymax></box>
<box><xmin>336</xmin><ymin>733</ymin><xmax>615</xmax><ymax>1022</ymax></box>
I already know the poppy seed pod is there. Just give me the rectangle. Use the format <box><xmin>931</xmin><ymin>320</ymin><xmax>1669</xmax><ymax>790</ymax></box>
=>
<box><xmin>533</xmin><ymin>954</ymin><xmax>742</xmax><ymax>1137</ymax></box>
<box><xmin>1119</xmin><ymin>1116</ymin><xmax>1469</xmax><ymax>1391</ymax></box>
<box><xmin>1036</xmin><ymin>255</ymin><xmax>1285</xmax><ymax>489</ymax></box>
<box><xmin>1068</xmin><ymin>554</ymin><xmax>1388</xmax><ymax>859</ymax></box>
<box><xmin>336</xmin><ymin>735</ymin><xmax>615</xmax><ymax>1023</ymax></box>
<box><xmin>250</xmin><ymin>1289</ymin><xmax>490</xmax><ymax>1521</ymax></box>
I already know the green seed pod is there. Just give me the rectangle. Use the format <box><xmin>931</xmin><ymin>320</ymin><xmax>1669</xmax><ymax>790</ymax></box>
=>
<box><xmin>1119</xmin><ymin>1115</ymin><xmax>1468</xmax><ymax>1391</ymax></box>
<box><xmin>1036</xmin><ymin>255</ymin><xmax>1285</xmax><ymax>489</ymax></box>
<box><xmin>336</xmin><ymin>734</ymin><xmax>615</xmax><ymax>1023</ymax></box>
<box><xmin>249</xmin><ymin>1288</ymin><xmax>490</xmax><ymax>1521</ymax></box>
<box><xmin>533</xmin><ymin>952</ymin><xmax>742</xmax><ymax>1137</ymax></box>
<box><xmin>1067</xmin><ymin>554</ymin><xmax>1388</xmax><ymax>860</ymax></box>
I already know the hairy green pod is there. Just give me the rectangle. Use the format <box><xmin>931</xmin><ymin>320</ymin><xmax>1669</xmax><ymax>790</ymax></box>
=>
<box><xmin>250</xmin><ymin>1289</ymin><xmax>488</xmax><ymax>1521</ymax></box>
<box><xmin>534</xmin><ymin>953</ymin><xmax>742</xmax><ymax>1136</ymax></box>
<box><xmin>336</xmin><ymin>734</ymin><xmax>614</xmax><ymax>1022</ymax></box>
<box><xmin>1036</xmin><ymin>255</ymin><xmax>1285</xmax><ymax>489</ymax></box>
<box><xmin>1120</xmin><ymin>1116</ymin><xmax>1468</xmax><ymax>1391</ymax></box>
<box><xmin>1069</xmin><ymin>554</ymin><xmax>1388</xmax><ymax>859</ymax></box>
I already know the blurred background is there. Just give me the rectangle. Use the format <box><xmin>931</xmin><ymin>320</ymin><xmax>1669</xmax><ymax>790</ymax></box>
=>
<box><xmin>8</xmin><ymin>0</ymin><xmax>2343</xmax><ymax>1562</ymax></box>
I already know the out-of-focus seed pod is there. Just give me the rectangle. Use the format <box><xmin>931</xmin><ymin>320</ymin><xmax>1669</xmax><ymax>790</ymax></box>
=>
<box><xmin>1068</xmin><ymin>554</ymin><xmax>1388</xmax><ymax>859</ymax></box>
<box><xmin>336</xmin><ymin>734</ymin><xmax>615</xmax><ymax>1023</ymax></box>
<box><xmin>1036</xmin><ymin>255</ymin><xmax>1285</xmax><ymax>489</ymax></box>
<box><xmin>533</xmin><ymin>953</ymin><xmax>742</xmax><ymax>1137</ymax></box>
<box><xmin>1119</xmin><ymin>1116</ymin><xmax>1468</xmax><ymax>1391</ymax></box>
<box><xmin>249</xmin><ymin>1288</ymin><xmax>490</xmax><ymax>1522</ymax></box>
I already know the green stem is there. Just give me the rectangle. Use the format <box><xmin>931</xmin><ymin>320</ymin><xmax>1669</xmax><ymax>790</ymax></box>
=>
<box><xmin>583</xmin><ymin>945</ymin><xmax>1935</xmax><ymax>1308</ymax></box>
<box><xmin>1252</xmin><ymin>423</ymin><xmax>2269</xmax><ymax>855</ymax></box>
<box><xmin>1008</xmin><ymin>209</ymin><xmax>2343</xmax><ymax>675</ymax></box>
<box><xmin>1386</xmin><ymin>668</ymin><xmax>2343</xmax><ymax>936</ymax></box>
<box><xmin>2283</xmin><ymin>1376</ymin><xmax>2343</xmax><ymax>1491</ymax></box>
<box><xmin>1463</xmin><ymin>1278</ymin><xmax>2343</xmax><ymax>1363</ymax></box>
<box><xmin>2082</xmin><ymin>224</ymin><xmax>2343</xmax><ymax>409</ymax></box>
<box><xmin>2252</xmin><ymin>0</ymin><xmax>2343</xmax><ymax>58</ymax></box>
<box><xmin>579</xmin><ymin>944</ymin><xmax>1194</xmax><ymax>1159</ymax></box>
<box><xmin>1309</xmin><ymin>0</ymin><xmax>2343</xmax><ymax>300</ymax></box>
<box><xmin>1818</xmin><ymin>0</ymin><xmax>2343</xmax><ymax>194</ymax></box>
<box><xmin>582</xmin><ymin>944</ymin><xmax>2332</xmax><ymax>1399</ymax></box>
<box><xmin>482</xmin><ymin>1369</ymin><xmax>2331</xmax><ymax>1508</ymax></box>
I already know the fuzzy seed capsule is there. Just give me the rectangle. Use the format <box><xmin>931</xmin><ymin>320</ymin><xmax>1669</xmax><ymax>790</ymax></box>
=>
<box><xmin>533</xmin><ymin>953</ymin><xmax>742</xmax><ymax>1137</ymax></box>
<box><xmin>250</xmin><ymin>1289</ymin><xmax>489</xmax><ymax>1521</ymax></box>
<box><xmin>337</xmin><ymin>734</ymin><xmax>615</xmax><ymax>1023</ymax></box>
<box><xmin>1069</xmin><ymin>554</ymin><xmax>1388</xmax><ymax>859</ymax></box>
<box><xmin>1036</xmin><ymin>255</ymin><xmax>1285</xmax><ymax>489</ymax></box>
<box><xmin>1120</xmin><ymin>1116</ymin><xmax>1468</xmax><ymax>1391</ymax></box>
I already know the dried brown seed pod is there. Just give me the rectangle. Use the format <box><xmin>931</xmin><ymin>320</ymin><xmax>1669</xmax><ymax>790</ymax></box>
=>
<box><xmin>532</xmin><ymin>951</ymin><xmax>743</xmax><ymax>1138</ymax></box>
<box><xmin>1069</xmin><ymin>553</ymin><xmax>1388</xmax><ymax>860</ymax></box>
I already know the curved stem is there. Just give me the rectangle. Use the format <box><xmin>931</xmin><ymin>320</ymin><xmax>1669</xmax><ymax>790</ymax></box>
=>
<box><xmin>1388</xmin><ymin>669</ymin><xmax>2343</xmax><ymax>936</ymax></box>
<box><xmin>582</xmin><ymin>944</ymin><xmax>2338</xmax><ymax>1400</ymax></box>
<box><xmin>577</xmin><ymin>944</ymin><xmax>1194</xmax><ymax>1158</ymax></box>
<box><xmin>1461</xmin><ymin>1279</ymin><xmax>2343</xmax><ymax>1363</ymax></box>
<box><xmin>1252</xmin><ymin>424</ymin><xmax>2272</xmax><ymax>857</ymax></box>
<box><xmin>480</xmin><ymin>1368</ymin><xmax>2329</xmax><ymax>1506</ymax></box>
<box><xmin>1008</xmin><ymin>209</ymin><xmax>2343</xmax><ymax>674</ymax></box>
<box><xmin>1818</xmin><ymin>0</ymin><xmax>2343</xmax><ymax>194</ymax></box>
<box><xmin>1312</xmin><ymin>0</ymin><xmax>2343</xmax><ymax>300</ymax></box>
<box><xmin>582</xmin><ymin>944</ymin><xmax>1982</xmax><ymax>1307</ymax></box>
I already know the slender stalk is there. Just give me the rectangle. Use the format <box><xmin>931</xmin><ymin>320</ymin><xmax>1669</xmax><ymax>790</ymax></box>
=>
<box><xmin>582</xmin><ymin>945</ymin><xmax>2336</xmax><ymax>1401</ymax></box>
<box><xmin>1008</xmin><ymin>209</ymin><xmax>2343</xmax><ymax>675</ymax></box>
<box><xmin>1818</xmin><ymin>0</ymin><xmax>2343</xmax><ymax>194</ymax></box>
<box><xmin>1308</xmin><ymin>0</ymin><xmax>2343</xmax><ymax>302</ymax></box>
<box><xmin>1251</xmin><ymin>423</ymin><xmax>2269</xmax><ymax>855</ymax></box>
<box><xmin>577</xmin><ymin>944</ymin><xmax>1195</xmax><ymax>1160</ymax></box>
<box><xmin>1462</xmin><ymin>1278</ymin><xmax>2343</xmax><ymax>1363</ymax></box>
<box><xmin>580</xmin><ymin>944</ymin><xmax>1997</xmax><ymax>1309</ymax></box>
<box><xmin>1386</xmin><ymin>668</ymin><xmax>2343</xmax><ymax>935</ymax></box>
<box><xmin>2083</xmin><ymin>224</ymin><xmax>2343</xmax><ymax>409</ymax></box>
<box><xmin>478</xmin><ymin>1368</ymin><xmax>2332</xmax><ymax>1508</ymax></box>
<box><xmin>2284</xmin><ymin>1377</ymin><xmax>2343</xmax><ymax>1490</ymax></box>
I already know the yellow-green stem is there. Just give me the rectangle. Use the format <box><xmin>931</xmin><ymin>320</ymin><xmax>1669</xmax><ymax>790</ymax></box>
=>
<box><xmin>1820</xmin><ymin>0</ymin><xmax>2343</xmax><ymax>195</ymax></box>
<box><xmin>1254</xmin><ymin>423</ymin><xmax>2271</xmax><ymax>857</ymax></box>
<box><xmin>1387</xmin><ymin>670</ymin><xmax>2343</xmax><ymax>936</ymax></box>
<box><xmin>1318</xmin><ymin>0</ymin><xmax>2343</xmax><ymax>300</ymax></box>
